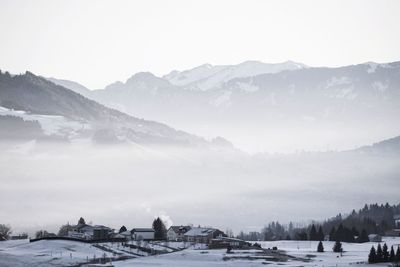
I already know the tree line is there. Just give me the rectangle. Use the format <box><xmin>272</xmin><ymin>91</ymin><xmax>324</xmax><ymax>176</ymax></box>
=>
<box><xmin>238</xmin><ymin>203</ymin><xmax>399</xmax><ymax>242</ymax></box>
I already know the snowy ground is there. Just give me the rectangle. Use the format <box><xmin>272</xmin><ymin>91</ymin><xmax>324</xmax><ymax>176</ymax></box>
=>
<box><xmin>0</xmin><ymin>237</ymin><xmax>399</xmax><ymax>267</ymax></box>
<box><xmin>0</xmin><ymin>239</ymin><xmax>114</xmax><ymax>267</ymax></box>
<box><xmin>113</xmin><ymin>237</ymin><xmax>400</xmax><ymax>267</ymax></box>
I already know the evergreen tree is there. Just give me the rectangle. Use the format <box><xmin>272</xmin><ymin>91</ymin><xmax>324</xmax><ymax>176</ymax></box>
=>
<box><xmin>333</xmin><ymin>240</ymin><xmax>342</xmax><ymax>253</ymax></box>
<box><xmin>152</xmin><ymin>217</ymin><xmax>167</xmax><ymax>240</ymax></box>
<box><xmin>309</xmin><ymin>224</ymin><xmax>317</xmax><ymax>240</ymax></box>
<box><xmin>78</xmin><ymin>217</ymin><xmax>86</xmax><ymax>225</ymax></box>
<box><xmin>358</xmin><ymin>229</ymin><xmax>369</xmax><ymax>243</ymax></box>
<box><xmin>396</xmin><ymin>246</ymin><xmax>400</xmax><ymax>262</ymax></box>
<box><xmin>317</xmin><ymin>241</ymin><xmax>324</xmax><ymax>252</ymax></box>
<box><xmin>119</xmin><ymin>225</ymin><xmax>127</xmax><ymax>233</ymax></box>
<box><xmin>368</xmin><ymin>246</ymin><xmax>377</xmax><ymax>263</ymax></box>
<box><xmin>329</xmin><ymin>226</ymin><xmax>336</xmax><ymax>241</ymax></box>
<box><xmin>390</xmin><ymin>246</ymin><xmax>395</xmax><ymax>262</ymax></box>
<box><xmin>376</xmin><ymin>243</ymin><xmax>383</xmax><ymax>262</ymax></box>
<box><xmin>317</xmin><ymin>226</ymin><xmax>324</xmax><ymax>241</ymax></box>
<box><xmin>383</xmin><ymin>243</ymin><xmax>389</xmax><ymax>262</ymax></box>
<box><xmin>336</xmin><ymin>224</ymin><xmax>344</xmax><ymax>241</ymax></box>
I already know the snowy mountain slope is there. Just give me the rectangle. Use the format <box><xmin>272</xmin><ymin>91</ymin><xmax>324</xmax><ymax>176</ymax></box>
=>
<box><xmin>0</xmin><ymin>71</ymin><xmax>213</xmax><ymax>147</ymax></box>
<box><xmin>0</xmin><ymin>106</ymin><xmax>90</xmax><ymax>140</ymax></box>
<box><xmin>163</xmin><ymin>63</ymin><xmax>227</xmax><ymax>88</ymax></box>
<box><xmin>354</xmin><ymin>135</ymin><xmax>400</xmax><ymax>154</ymax></box>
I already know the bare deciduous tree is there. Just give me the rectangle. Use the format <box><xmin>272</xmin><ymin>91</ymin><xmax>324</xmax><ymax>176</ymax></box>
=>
<box><xmin>0</xmin><ymin>224</ymin><xmax>12</xmax><ymax>241</ymax></box>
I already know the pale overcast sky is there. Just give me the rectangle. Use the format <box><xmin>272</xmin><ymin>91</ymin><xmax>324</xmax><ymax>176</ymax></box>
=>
<box><xmin>1</xmin><ymin>0</ymin><xmax>399</xmax><ymax>88</ymax></box>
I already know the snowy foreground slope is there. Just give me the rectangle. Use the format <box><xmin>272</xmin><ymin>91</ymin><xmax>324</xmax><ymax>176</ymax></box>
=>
<box><xmin>1</xmin><ymin>237</ymin><xmax>399</xmax><ymax>267</ymax></box>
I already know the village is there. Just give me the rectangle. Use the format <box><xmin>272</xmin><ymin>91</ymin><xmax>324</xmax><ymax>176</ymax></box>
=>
<box><xmin>0</xmin><ymin>210</ymin><xmax>399</xmax><ymax>267</ymax></box>
<box><xmin>25</xmin><ymin>217</ymin><xmax>252</xmax><ymax>251</ymax></box>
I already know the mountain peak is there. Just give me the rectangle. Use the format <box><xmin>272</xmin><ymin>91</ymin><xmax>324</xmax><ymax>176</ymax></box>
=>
<box><xmin>238</xmin><ymin>60</ymin><xmax>264</xmax><ymax>65</ymax></box>
<box><xmin>128</xmin><ymin>71</ymin><xmax>158</xmax><ymax>81</ymax></box>
<box><xmin>125</xmin><ymin>72</ymin><xmax>168</xmax><ymax>87</ymax></box>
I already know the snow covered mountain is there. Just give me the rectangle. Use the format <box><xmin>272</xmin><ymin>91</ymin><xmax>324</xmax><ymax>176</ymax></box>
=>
<box><xmin>44</xmin><ymin>61</ymin><xmax>400</xmax><ymax>152</ymax></box>
<box><xmin>163</xmin><ymin>60</ymin><xmax>307</xmax><ymax>90</ymax></box>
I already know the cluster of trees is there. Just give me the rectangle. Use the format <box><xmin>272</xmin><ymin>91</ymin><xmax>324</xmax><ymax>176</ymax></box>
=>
<box><xmin>309</xmin><ymin>224</ymin><xmax>325</xmax><ymax>241</ymax></box>
<box><xmin>237</xmin><ymin>231</ymin><xmax>263</xmax><ymax>241</ymax></box>
<box><xmin>328</xmin><ymin>223</ymin><xmax>369</xmax><ymax>243</ymax></box>
<box><xmin>0</xmin><ymin>224</ymin><xmax>12</xmax><ymax>241</ymax></box>
<box><xmin>0</xmin><ymin>115</ymin><xmax>43</xmax><ymax>140</ymax></box>
<box><xmin>262</xmin><ymin>221</ymin><xmax>290</xmax><ymax>241</ymax></box>
<box><xmin>35</xmin><ymin>230</ymin><xmax>52</xmax><ymax>239</ymax></box>
<box><xmin>316</xmin><ymin>240</ymin><xmax>344</xmax><ymax>253</ymax></box>
<box><xmin>322</xmin><ymin>203</ymin><xmax>399</xmax><ymax>237</ymax></box>
<box><xmin>368</xmin><ymin>243</ymin><xmax>400</xmax><ymax>264</ymax></box>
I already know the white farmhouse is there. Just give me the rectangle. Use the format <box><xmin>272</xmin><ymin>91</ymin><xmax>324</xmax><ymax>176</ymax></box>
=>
<box><xmin>167</xmin><ymin>226</ymin><xmax>191</xmax><ymax>241</ymax></box>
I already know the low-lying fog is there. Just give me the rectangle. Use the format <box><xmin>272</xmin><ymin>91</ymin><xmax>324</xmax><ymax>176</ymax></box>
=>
<box><xmin>1</xmin><ymin>141</ymin><xmax>399</xmax><ymax>235</ymax></box>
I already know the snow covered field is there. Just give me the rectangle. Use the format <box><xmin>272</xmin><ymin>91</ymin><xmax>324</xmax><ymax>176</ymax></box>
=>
<box><xmin>113</xmin><ymin>237</ymin><xmax>400</xmax><ymax>267</ymax></box>
<box><xmin>0</xmin><ymin>106</ymin><xmax>90</xmax><ymax>137</ymax></box>
<box><xmin>1</xmin><ymin>237</ymin><xmax>399</xmax><ymax>267</ymax></box>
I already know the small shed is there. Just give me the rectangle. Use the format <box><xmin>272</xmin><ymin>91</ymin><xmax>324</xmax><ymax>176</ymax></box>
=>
<box><xmin>368</xmin><ymin>234</ymin><xmax>382</xmax><ymax>242</ymax></box>
<box><xmin>385</xmin><ymin>229</ymin><xmax>400</xmax><ymax>237</ymax></box>
<box><xmin>394</xmin><ymin>214</ymin><xmax>400</xmax><ymax>229</ymax></box>
<box><xmin>131</xmin><ymin>228</ymin><xmax>155</xmax><ymax>240</ymax></box>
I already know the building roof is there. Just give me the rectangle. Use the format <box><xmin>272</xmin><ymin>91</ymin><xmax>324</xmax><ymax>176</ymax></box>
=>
<box><xmin>168</xmin><ymin>226</ymin><xmax>191</xmax><ymax>234</ymax></box>
<box><xmin>394</xmin><ymin>214</ymin><xmax>400</xmax><ymax>220</ymax></box>
<box><xmin>77</xmin><ymin>225</ymin><xmax>94</xmax><ymax>232</ymax></box>
<box><xmin>113</xmin><ymin>233</ymin><xmax>125</xmax><ymax>238</ymax></box>
<box><xmin>92</xmin><ymin>225</ymin><xmax>111</xmax><ymax>230</ymax></box>
<box><xmin>73</xmin><ymin>224</ymin><xmax>93</xmax><ymax>231</ymax></box>
<box><xmin>184</xmin><ymin>227</ymin><xmax>218</xmax><ymax>237</ymax></box>
<box><xmin>131</xmin><ymin>228</ymin><xmax>155</xmax><ymax>233</ymax></box>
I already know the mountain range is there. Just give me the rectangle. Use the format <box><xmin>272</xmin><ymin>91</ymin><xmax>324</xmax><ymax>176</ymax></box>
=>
<box><xmin>48</xmin><ymin>60</ymin><xmax>400</xmax><ymax>152</ymax></box>
<box><xmin>0</xmin><ymin>70</ymin><xmax>230</xmax><ymax>148</ymax></box>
